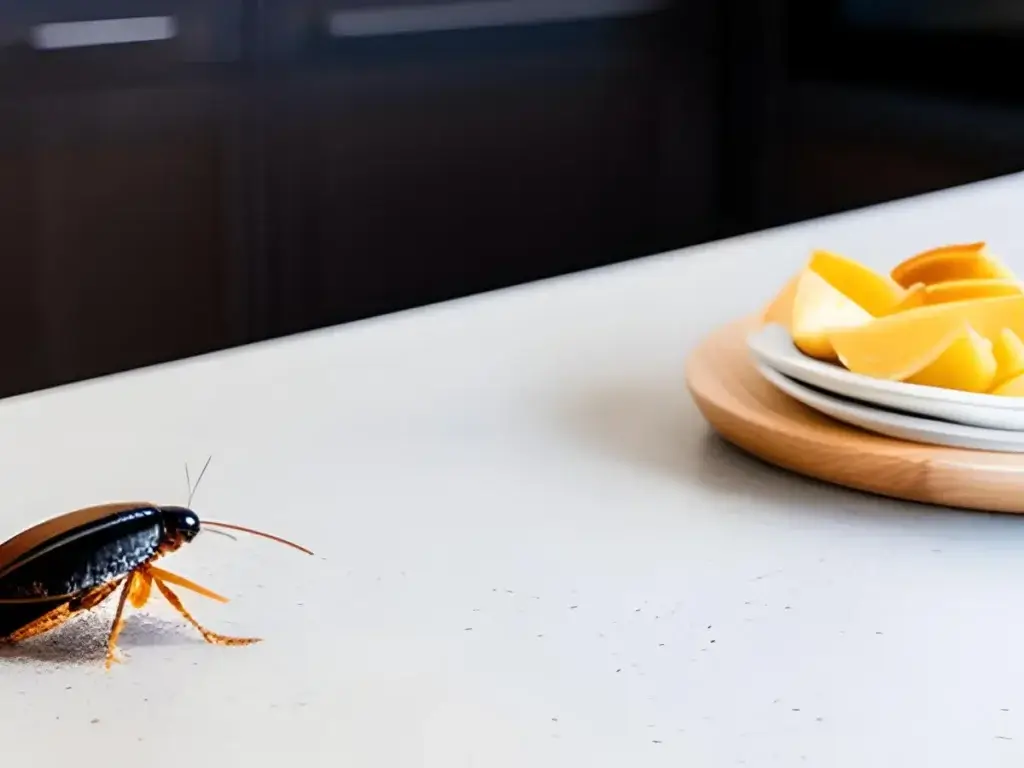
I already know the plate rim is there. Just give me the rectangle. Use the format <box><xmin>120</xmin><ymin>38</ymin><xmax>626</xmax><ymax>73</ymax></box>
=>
<box><xmin>747</xmin><ymin>322</ymin><xmax>1024</xmax><ymax>412</ymax></box>
<box><xmin>754</xmin><ymin>361</ymin><xmax>1024</xmax><ymax>449</ymax></box>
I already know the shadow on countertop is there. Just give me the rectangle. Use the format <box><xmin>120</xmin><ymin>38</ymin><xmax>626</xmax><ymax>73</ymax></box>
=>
<box><xmin>552</xmin><ymin>373</ymin><xmax>1024</xmax><ymax>536</ymax></box>
<box><xmin>0</xmin><ymin>612</ymin><xmax>203</xmax><ymax>667</ymax></box>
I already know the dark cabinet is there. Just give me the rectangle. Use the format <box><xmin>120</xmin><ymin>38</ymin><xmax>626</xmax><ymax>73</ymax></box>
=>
<box><xmin>751</xmin><ymin>0</ymin><xmax>1024</xmax><ymax>229</ymax></box>
<box><xmin>0</xmin><ymin>0</ymin><xmax>251</xmax><ymax>394</ymax></box>
<box><xmin>0</xmin><ymin>0</ymin><xmax>721</xmax><ymax>396</ymax></box>
<box><xmin>9</xmin><ymin>1</ymin><xmax>1022</xmax><ymax>399</ymax></box>
<box><xmin>259</xmin><ymin>0</ymin><xmax>700</xmax><ymax>335</ymax></box>
<box><xmin>776</xmin><ymin>84</ymin><xmax>1024</xmax><ymax>225</ymax></box>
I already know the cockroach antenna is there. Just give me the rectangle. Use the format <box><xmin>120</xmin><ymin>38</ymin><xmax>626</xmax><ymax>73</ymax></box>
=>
<box><xmin>184</xmin><ymin>456</ymin><xmax>236</xmax><ymax>542</ymax></box>
<box><xmin>186</xmin><ymin>455</ymin><xmax>213</xmax><ymax>508</ymax></box>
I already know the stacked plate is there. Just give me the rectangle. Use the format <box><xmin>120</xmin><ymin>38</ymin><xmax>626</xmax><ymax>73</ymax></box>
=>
<box><xmin>747</xmin><ymin>323</ymin><xmax>1024</xmax><ymax>453</ymax></box>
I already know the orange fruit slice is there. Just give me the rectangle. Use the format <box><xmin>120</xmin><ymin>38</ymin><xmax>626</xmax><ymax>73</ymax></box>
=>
<box><xmin>807</xmin><ymin>250</ymin><xmax>907</xmax><ymax>316</ymax></box>
<box><xmin>790</xmin><ymin>268</ymin><xmax>872</xmax><ymax>361</ymax></box>
<box><xmin>827</xmin><ymin>295</ymin><xmax>1024</xmax><ymax>381</ymax></box>
<box><xmin>761</xmin><ymin>272</ymin><xmax>800</xmax><ymax>330</ymax></box>
<box><xmin>904</xmin><ymin>325</ymin><xmax>997</xmax><ymax>393</ymax></box>
<box><xmin>991</xmin><ymin>328</ymin><xmax>1024</xmax><ymax>390</ymax></box>
<box><xmin>890</xmin><ymin>282</ymin><xmax>927</xmax><ymax>313</ymax></box>
<box><xmin>992</xmin><ymin>371</ymin><xmax>1024</xmax><ymax>397</ymax></box>
<box><xmin>924</xmin><ymin>278</ymin><xmax>1022</xmax><ymax>305</ymax></box>
<box><xmin>890</xmin><ymin>242</ymin><xmax>1014</xmax><ymax>288</ymax></box>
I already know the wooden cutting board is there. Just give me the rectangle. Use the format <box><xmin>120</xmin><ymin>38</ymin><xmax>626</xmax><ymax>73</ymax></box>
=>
<box><xmin>685</xmin><ymin>315</ymin><xmax>1024</xmax><ymax>513</ymax></box>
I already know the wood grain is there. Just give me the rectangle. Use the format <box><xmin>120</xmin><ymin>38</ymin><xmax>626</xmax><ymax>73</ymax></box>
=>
<box><xmin>685</xmin><ymin>315</ymin><xmax>1024</xmax><ymax>513</ymax></box>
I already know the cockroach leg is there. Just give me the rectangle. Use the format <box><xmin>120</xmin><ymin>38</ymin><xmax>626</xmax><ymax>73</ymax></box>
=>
<box><xmin>127</xmin><ymin>568</ymin><xmax>153</xmax><ymax>609</ymax></box>
<box><xmin>151</xmin><ymin>574</ymin><xmax>261</xmax><ymax>647</ymax></box>
<box><xmin>2</xmin><ymin>604</ymin><xmax>74</xmax><ymax>644</ymax></box>
<box><xmin>146</xmin><ymin>565</ymin><xmax>228</xmax><ymax>603</ymax></box>
<box><xmin>105</xmin><ymin>576</ymin><xmax>136</xmax><ymax>669</ymax></box>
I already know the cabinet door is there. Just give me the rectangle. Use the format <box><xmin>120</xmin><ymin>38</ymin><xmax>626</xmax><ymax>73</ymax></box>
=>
<box><xmin>776</xmin><ymin>83</ymin><xmax>1024</xmax><ymax>225</ymax></box>
<box><xmin>0</xmin><ymin>0</ymin><xmax>253</xmax><ymax>396</ymax></box>
<box><xmin>259</xmin><ymin>0</ymin><xmax>676</xmax><ymax>336</ymax></box>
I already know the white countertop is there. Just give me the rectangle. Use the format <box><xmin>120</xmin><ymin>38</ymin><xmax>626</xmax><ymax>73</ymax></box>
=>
<box><xmin>3</xmin><ymin>174</ymin><xmax>1024</xmax><ymax>766</ymax></box>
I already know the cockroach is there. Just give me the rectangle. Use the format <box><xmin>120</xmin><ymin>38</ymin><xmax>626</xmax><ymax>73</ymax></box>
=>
<box><xmin>0</xmin><ymin>458</ymin><xmax>312</xmax><ymax>668</ymax></box>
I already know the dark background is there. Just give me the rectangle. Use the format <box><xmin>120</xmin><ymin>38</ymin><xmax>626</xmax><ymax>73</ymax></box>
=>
<box><xmin>2</xmin><ymin>0</ymin><xmax>1022</xmax><ymax>398</ymax></box>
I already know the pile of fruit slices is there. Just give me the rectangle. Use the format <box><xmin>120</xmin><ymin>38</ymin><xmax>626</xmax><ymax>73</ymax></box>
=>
<box><xmin>761</xmin><ymin>243</ymin><xmax>1024</xmax><ymax>396</ymax></box>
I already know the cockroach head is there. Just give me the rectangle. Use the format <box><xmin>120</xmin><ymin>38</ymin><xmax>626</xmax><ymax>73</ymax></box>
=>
<box><xmin>160</xmin><ymin>505</ymin><xmax>201</xmax><ymax>544</ymax></box>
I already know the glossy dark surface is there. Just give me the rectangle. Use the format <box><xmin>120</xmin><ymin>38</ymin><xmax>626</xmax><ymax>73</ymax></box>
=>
<box><xmin>0</xmin><ymin>505</ymin><xmax>166</xmax><ymax>637</ymax></box>
<box><xmin>159</xmin><ymin>506</ymin><xmax>201</xmax><ymax>544</ymax></box>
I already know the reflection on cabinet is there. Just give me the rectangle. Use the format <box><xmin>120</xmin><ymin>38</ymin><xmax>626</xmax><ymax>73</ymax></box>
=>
<box><xmin>261</xmin><ymin>8</ymin><xmax>693</xmax><ymax>335</ymax></box>
<box><xmin>775</xmin><ymin>83</ymin><xmax>1024</xmax><ymax>225</ymax></box>
<box><xmin>0</xmin><ymin>0</ymin><xmax>251</xmax><ymax>395</ymax></box>
<box><xmin>0</xmin><ymin>0</ymin><xmax>720</xmax><ymax>396</ymax></box>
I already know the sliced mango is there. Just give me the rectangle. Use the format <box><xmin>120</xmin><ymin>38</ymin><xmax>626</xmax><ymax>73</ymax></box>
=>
<box><xmin>807</xmin><ymin>249</ymin><xmax>907</xmax><ymax>316</ymax></box>
<box><xmin>925</xmin><ymin>278</ymin><xmax>1023</xmax><ymax>305</ymax></box>
<box><xmin>904</xmin><ymin>325</ymin><xmax>997</xmax><ymax>393</ymax></box>
<box><xmin>790</xmin><ymin>269</ymin><xmax>872</xmax><ymax>361</ymax></box>
<box><xmin>890</xmin><ymin>241</ymin><xmax>1014</xmax><ymax>288</ymax></box>
<box><xmin>761</xmin><ymin>272</ymin><xmax>800</xmax><ymax>330</ymax></box>
<box><xmin>827</xmin><ymin>295</ymin><xmax>1024</xmax><ymax>381</ymax></box>
<box><xmin>760</xmin><ymin>244</ymin><xmax>1024</xmax><ymax>395</ymax></box>
<box><xmin>890</xmin><ymin>282</ymin><xmax>927</xmax><ymax>313</ymax></box>
<box><xmin>991</xmin><ymin>328</ymin><xmax>1024</xmax><ymax>390</ymax></box>
<box><xmin>992</xmin><ymin>371</ymin><xmax>1024</xmax><ymax>397</ymax></box>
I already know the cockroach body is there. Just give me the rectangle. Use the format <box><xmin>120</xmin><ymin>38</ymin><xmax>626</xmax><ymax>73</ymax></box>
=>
<box><xmin>0</xmin><ymin>462</ymin><xmax>311</xmax><ymax>668</ymax></box>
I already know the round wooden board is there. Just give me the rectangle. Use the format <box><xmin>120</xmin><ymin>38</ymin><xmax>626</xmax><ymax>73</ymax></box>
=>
<box><xmin>685</xmin><ymin>315</ymin><xmax>1024</xmax><ymax>513</ymax></box>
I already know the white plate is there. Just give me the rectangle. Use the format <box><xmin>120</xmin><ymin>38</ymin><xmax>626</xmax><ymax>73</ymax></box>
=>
<box><xmin>747</xmin><ymin>323</ymin><xmax>1024</xmax><ymax>431</ymax></box>
<box><xmin>756</xmin><ymin>362</ymin><xmax>1024</xmax><ymax>453</ymax></box>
